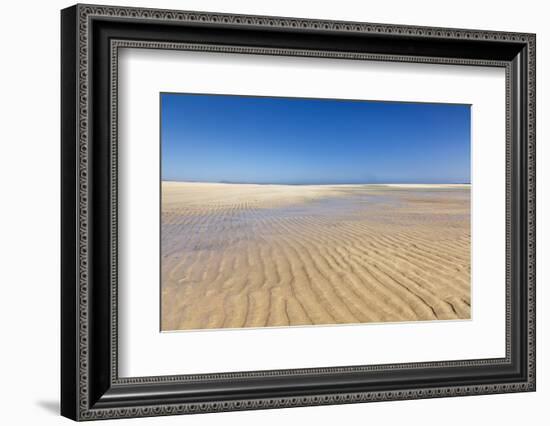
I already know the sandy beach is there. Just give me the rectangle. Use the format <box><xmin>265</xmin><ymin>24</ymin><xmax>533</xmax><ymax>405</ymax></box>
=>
<box><xmin>161</xmin><ymin>182</ymin><xmax>471</xmax><ymax>331</ymax></box>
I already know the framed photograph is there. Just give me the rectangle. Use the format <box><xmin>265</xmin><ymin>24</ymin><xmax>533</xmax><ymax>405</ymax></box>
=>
<box><xmin>61</xmin><ymin>4</ymin><xmax>536</xmax><ymax>421</ymax></box>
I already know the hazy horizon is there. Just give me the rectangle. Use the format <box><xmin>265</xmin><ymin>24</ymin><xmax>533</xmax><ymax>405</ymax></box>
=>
<box><xmin>161</xmin><ymin>93</ymin><xmax>471</xmax><ymax>184</ymax></box>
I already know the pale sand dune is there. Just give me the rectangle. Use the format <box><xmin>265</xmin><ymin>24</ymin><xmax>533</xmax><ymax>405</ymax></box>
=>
<box><xmin>161</xmin><ymin>182</ymin><xmax>471</xmax><ymax>331</ymax></box>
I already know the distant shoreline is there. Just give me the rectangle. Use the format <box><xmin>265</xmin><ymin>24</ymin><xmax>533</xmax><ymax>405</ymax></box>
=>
<box><xmin>162</xmin><ymin>180</ymin><xmax>471</xmax><ymax>187</ymax></box>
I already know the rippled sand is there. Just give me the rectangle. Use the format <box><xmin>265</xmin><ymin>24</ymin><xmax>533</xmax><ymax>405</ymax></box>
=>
<box><xmin>161</xmin><ymin>182</ymin><xmax>471</xmax><ymax>331</ymax></box>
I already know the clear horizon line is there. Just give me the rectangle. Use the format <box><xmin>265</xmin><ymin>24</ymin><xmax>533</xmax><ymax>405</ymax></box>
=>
<box><xmin>161</xmin><ymin>179</ymin><xmax>471</xmax><ymax>185</ymax></box>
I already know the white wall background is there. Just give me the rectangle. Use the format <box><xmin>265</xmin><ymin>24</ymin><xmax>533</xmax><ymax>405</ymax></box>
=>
<box><xmin>0</xmin><ymin>0</ymin><xmax>546</xmax><ymax>424</ymax></box>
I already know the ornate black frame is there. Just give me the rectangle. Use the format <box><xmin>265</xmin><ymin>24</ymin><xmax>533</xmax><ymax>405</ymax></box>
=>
<box><xmin>61</xmin><ymin>4</ymin><xmax>536</xmax><ymax>421</ymax></box>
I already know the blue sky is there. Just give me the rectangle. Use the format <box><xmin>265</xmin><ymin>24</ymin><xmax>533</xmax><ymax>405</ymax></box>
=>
<box><xmin>161</xmin><ymin>93</ymin><xmax>470</xmax><ymax>184</ymax></box>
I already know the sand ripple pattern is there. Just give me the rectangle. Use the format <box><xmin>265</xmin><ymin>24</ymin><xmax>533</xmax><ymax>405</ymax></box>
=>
<box><xmin>161</xmin><ymin>182</ymin><xmax>471</xmax><ymax>331</ymax></box>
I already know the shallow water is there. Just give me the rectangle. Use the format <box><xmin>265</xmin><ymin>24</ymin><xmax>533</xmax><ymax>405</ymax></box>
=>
<box><xmin>162</xmin><ymin>188</ymin><xmax>470</xmax><ymax>255</ymax></box>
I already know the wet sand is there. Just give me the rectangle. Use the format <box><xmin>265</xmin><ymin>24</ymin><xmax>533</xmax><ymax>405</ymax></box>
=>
<box><xmin>161</xmin><ymin>182</ymin><xmax>471</xmax><ymax>331</ymax></box>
